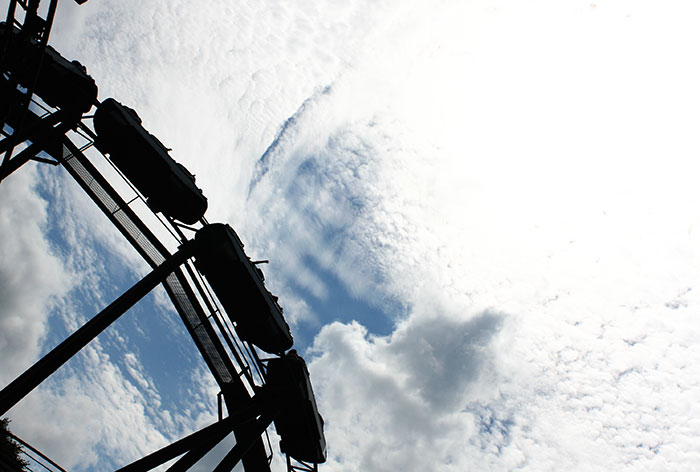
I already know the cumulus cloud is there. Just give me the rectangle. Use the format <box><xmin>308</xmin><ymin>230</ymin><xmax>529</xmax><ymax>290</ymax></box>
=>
<box><xmin>308</xmin><ymin>306</ymin><xmax>504</xmax><ymax>471</ymax></box>
<box><xmin>309</xmin><ymin>297</ymin><xmax>700</xmax><ymax>471</ymax></box>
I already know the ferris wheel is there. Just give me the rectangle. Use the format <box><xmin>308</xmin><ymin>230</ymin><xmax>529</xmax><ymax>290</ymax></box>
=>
<box><xmin>0</xmin><ymin>1</ymin><xmax>326</xmax><ymax>471</ymax></box>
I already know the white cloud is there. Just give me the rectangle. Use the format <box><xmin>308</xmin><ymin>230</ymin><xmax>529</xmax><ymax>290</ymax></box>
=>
<box><xmin>57</xmin><ymin>0</ymin><xmax>407</xmax><ymax>222</ymax></box>
<box><xmin>0</xmin><ymin>166</ymin><xmax>76</xmax><ymax>384</ymax></box>
<box><xmin>8</xmin><ymin>343</ymin><xmax>171</xmax><ymax>470</ymax></box>
<box><xmin>309</xmin><ymin>297</ymin><xmax>700</xmax><ymax>471</ymax></box>
<box><xmin>308</xmin><ymin>306</ymin><xmax>504</xmax><ymax>471</ymax></box>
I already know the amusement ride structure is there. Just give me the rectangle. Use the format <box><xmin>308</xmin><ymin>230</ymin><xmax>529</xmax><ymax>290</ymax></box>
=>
<box><xmin>0</xmin><ymin>1</ymin><xmax>327</xmax><ymax>470</ymax></box>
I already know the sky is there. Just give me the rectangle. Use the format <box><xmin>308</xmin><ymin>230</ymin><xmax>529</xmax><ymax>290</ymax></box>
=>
<box><xmin>2</xmin><ymin>0</ymin><xmax>700</xmax><ymax>470</ymax></box>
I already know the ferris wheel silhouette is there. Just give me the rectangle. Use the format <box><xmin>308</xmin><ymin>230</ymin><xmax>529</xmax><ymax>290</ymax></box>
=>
<box><xmin>0</xmin><ymin>1</ymin><xmax>326</xmax><ymax>471</ymax></box>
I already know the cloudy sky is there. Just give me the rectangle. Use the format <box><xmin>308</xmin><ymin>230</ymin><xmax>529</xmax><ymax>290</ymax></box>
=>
<box><xmin>2</xmin><ymin>0</ymin><xmax>700</xmax><ymax>470</ymax></box>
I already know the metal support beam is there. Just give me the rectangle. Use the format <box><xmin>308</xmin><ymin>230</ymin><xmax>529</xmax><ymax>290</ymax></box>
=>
<box><xmin>213</xmin><ymin>412</ymin><xmax>275</xmax><ymax>472</ymax></box>
<box><xmin>5</xmin><ymin>1</ymin><xmax>18</xmax><ymax>25</ymax></box>
<box><xmin>286</xmin><ymin>457</ymin><xmax>319</xmax><ymax>472</ymax></box>
<box><xmin>0</xmin><ymin>108</ymin><xmax>66</xmax><ymax>154</ymax></box>
<box><xmin>0</xmin><ymin>108</ymin><xmax>74</xmax><ymax>182</ymax></box>
<box><xmin>116</xmin><ymin>417</ymin><xmax>235</xmax><ymax>472</ymax></box>
<box><xmin>0</xmin><ymin>0</ymin><xmax>58</xmax><ymax>164</ymax></box>
<box><xmin>5</xmin><ymin>430</ymin><xmax>67</xmax><ymax>472</ymax></box>
<box><xmin>166</xmin><ymin>444</ymin><xmax>224</xmax><ymax>472</ymax></box>
<box><xmin>0</xmin><ymin>125</ymin><xmax>67</xmax><ymax>181</ymax></box>
<box><xmin>116</xmin><ymin>389</ymin><xmax>279</xmax><ymax>472</ymax></box>
<box><xmin>56</xmin><ymin>138</ymin><xmax>273</xmax><ymax>472</ymax></box>
<box><xmin>0</xmin><ymin>238</ymin><xmax>199</xmax><ymax>416</ymax></box>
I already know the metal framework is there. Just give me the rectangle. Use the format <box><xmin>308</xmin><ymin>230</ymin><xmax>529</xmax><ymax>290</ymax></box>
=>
<box><xmin>0</xmin><ymin>1</ymin><xmax>325</xmax><ymax>471</ymax></box>
<box><xmin>1</xmin><ymin>0</ymin><xmax>62</xmax><ymax>175</ymax></box>
<box><xmin>2</xmin><ymin>429</ymin><xmax>67</xmax><ymax>472</ymax></box>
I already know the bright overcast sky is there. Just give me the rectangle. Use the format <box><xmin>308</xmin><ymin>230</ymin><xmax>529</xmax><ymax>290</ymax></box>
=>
<box><xmin>2</xmin><ymin>0</ymin><xmax>700</xmax><ymax>470</ymax></box>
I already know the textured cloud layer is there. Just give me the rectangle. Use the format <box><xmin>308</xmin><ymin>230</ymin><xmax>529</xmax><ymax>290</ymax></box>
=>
<box><xmin>2</xmin><ymin>0</ymin><xmax>700</xmax><ymax>470</ymax></box>
<box><xmin>0</xmin><ymin>167</ymin><xmax>75</xmax><ymax>384</ymax></box>
<box><xmin>241</xmin><ymin>1</ymin><xmax>700</xmax><ymax>470</ymax></box>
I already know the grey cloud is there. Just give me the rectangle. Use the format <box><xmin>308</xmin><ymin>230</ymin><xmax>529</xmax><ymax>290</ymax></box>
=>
<box><xmin>308</xmin><ymin>309</ymin><xmax>505</xmax><ymax>471</ymax></box>
<box><xmin>387</xmin><ymin>310</ymin><xmax>504</xmax><ymax>411</ymax></box>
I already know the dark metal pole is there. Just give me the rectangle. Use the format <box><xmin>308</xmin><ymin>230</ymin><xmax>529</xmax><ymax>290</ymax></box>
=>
<box><xmin>168</xmin><ymin>391</ymin><xmax>277</xmax><ymax>471</ymax></box>
<box><xmin>4</xmin><ymin>0</ymin><xmax>17</xmax><ymax>25</ymax></box>
<box><xmin>218</xmin><ymin>391</ymin><xmax>224</xmax><ymax>421</ymax></box>
<box><xmin>0</xmin><ymin>239</ymin><xmax>198</xmax><ymax>416</ymax></box>
<box><xmin>212</xmin><ymin>413</ymin><xmax>275</xmax><ymax>472</ymax></box>
<box><xmin>42</xmin><ymin>0</ymin><xmax>59</xmax><ymax>44</ymax></box>
<box><xmin>0</xmin><ymin>108</ymin><xmax>67</xmax><ymax>155</ymax></box>
<box><xmin>116</xmin><ymin>417</ymin><xmax>234</xmax><ymax>472</ymax></box>
<box><xmin>165</xmin><ymin>436</ymin><xmax>230</xmax><ymax>472</ymax></box>
<box><xmin>0</xmin><ymin>125</ymin><xmax>70</xmax><ymax>182</ymax></box>
<box><xmin>6</xmin><ymin>430</ymin><xmax>67</xmax><ymax>472</ymax></box>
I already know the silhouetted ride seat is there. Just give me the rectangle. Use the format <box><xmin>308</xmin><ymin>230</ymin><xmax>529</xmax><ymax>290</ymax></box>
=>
<box><xmin>93</xmin><ymin>98</ymin><xmax>208</xmax><ymax>224</ymax></box>
<box><xmin>194</xmin><ymin>223</ymin><xmax>293</xmax><ymax>354</ymax></box>
<box><xmin>266</xmin><ymin>350</ymin><xmax>327</xmax><ymax>464</ymax></box>
<box><xmin>0</xmin><ymin>22</ymin><xmax>97</xmax><ymax>115</ymax></box>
